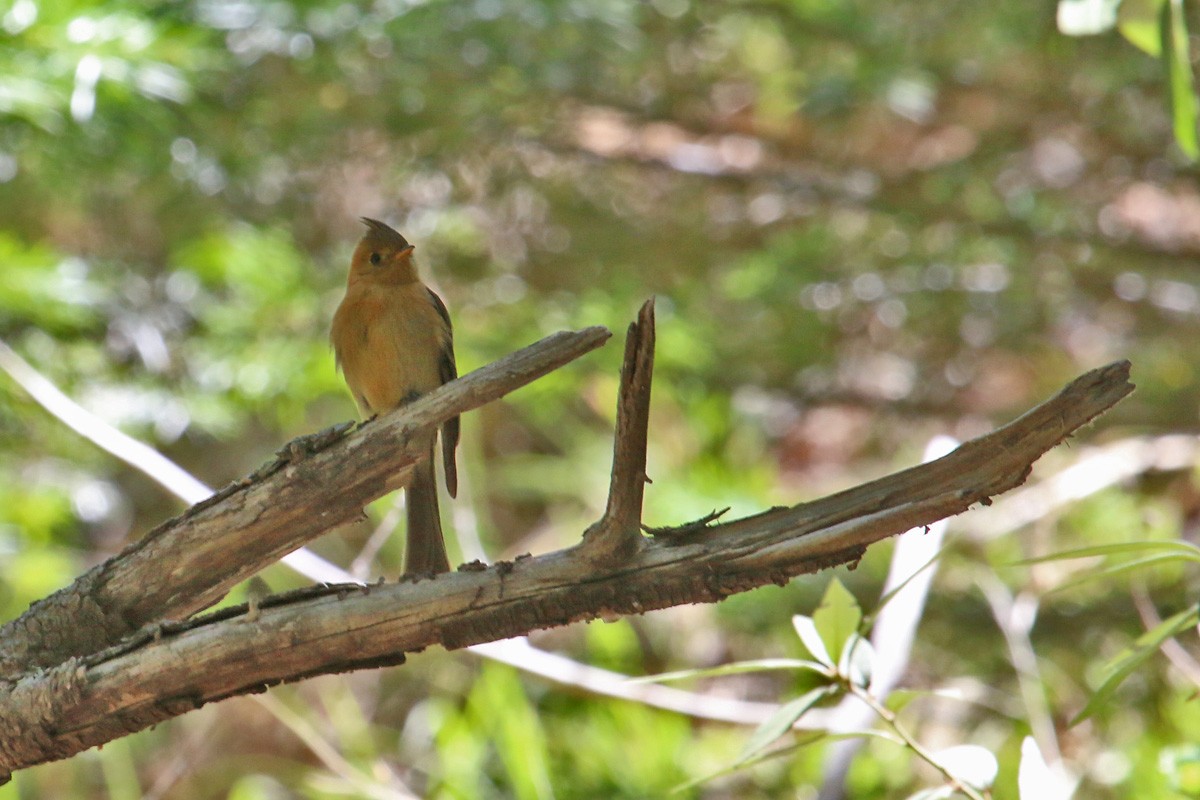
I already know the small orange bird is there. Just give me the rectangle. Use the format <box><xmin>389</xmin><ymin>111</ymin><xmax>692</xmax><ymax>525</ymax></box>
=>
<box><xmin>331</xmin><ymin>218</ymin><xmax>459</xmax><ymax>575</ymax></box>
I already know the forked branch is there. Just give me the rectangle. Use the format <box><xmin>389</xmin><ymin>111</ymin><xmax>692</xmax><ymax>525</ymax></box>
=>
<box><xmin>0</xmin><ymin>304</ymin><xmax>1134</xmax><ymax>781</ymax></box>
<box><xmin>0</xmin><ymin>326</ymin><xmax>612</xmax><ymax>679</ymax></box>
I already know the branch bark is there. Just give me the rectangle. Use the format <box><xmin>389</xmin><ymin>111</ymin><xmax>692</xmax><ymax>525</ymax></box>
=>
<box><xmin>0</xmin><ymin>324</ymin><xmax>1133</xmax><ymax>780</ymax></box>
<box><xmin>580</xmin><ymin>297</ymin><xmax>656</xmax><ymax>563</ymax></box>
<box><xmin>0</xmin><ymin>326</ymin><xmax>611</xmax><ymax>679</ymax></box>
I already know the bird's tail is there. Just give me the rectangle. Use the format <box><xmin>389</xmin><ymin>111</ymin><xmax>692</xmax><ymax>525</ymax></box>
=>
<box><xmin>405</xmin><ymin>449</ymin><xmax>450</xmax><ymax>575</ymax></box>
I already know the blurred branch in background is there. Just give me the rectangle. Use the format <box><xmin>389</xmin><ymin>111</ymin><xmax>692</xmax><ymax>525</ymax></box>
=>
<box><xmin>976</xmin><ymin>574</ymin><xmax>1080</xmax><ymax>798</ymax></box>
<box><xmin>0</xmin><ymin>338</ymin><xmax>354</xmax><ymax>586</ymax></box>
<box><xmin>967</xmin><ymin>434</ymin><xmax>1200</xmax><ymax>542</ymax></box>
<box><xmin>816</xmin><ymin>435</ymin><xmax>956</xmax><ymax>800</ymax></box>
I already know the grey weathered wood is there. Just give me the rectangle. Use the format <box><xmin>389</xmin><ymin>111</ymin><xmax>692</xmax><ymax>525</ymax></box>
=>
<box><xmin>0</xmin><ymin>359</ymin><xmax>1133</xmax><ymax>780</ymax></box>
<box><xmin>581</xmin><ymin>297</ymin><xmax>656</xmax><ymax>563</ymax></box>
<box><xmin>0</xmin><ymin>326</ymin><xmax>613</xmax><ymax>680</ymax></box>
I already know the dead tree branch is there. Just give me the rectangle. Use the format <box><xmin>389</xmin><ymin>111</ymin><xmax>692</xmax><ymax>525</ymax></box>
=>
<box><xmin>0</xmin><ymin>299</ymin><xmax>1133</xmax><ymax>780</ymax></box>
<box><xmin>0</xmin><ymin>326</ymin><xmax>611</xmax><ymax>680</ymax></box>
<box><xmin>580</xmin><ymin>297</ymin><xmax>656</xmax><ymax>563</ymax></box>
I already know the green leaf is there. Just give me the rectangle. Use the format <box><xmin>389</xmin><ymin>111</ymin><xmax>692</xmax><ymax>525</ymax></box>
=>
<box><xmin>1119</xmin><ymin>0</ymin><xmax>1167</xmax><ymax>54</ymax></box>
<box><xmin>885</xmin><ymin>688</ymin><xmax>931</xmax><ymax>713</ymax></box>
<box><xmin>1072</xmin><ymin>603</ymin><xmax>1200</xmax><ymax>724</ymax></box>
<box><xmin>739</xmin><ymin>686</ymin><xmax>836</xmax><ymax>761</ymax></box>
<box><xmin>1052</xmin><ymin>552</ymin><xmax>1188</xmax><ymax>593</ymax></box>
<box><xmin>1162</xmin><ymin>0</ymin><xmax>1199</xmax><ymax>159</ymax></box>
<box><xmin>1013</xmin><ymin>539</ymin><xmax>1200</xmax><ymax>566</ymax></box>
<box><xmin>813</xmin><ymin>578</ymin><xmax>862</xmax><ymax>669</ymax></box>
<box><xmin>1057</xmin><ymin>0</ymin><xmax>1120</xmax><ymax>36</ymax></box>
<box><xmin>626</xmin><ymin>658</ymin><xmax>831</xmax><ymax>684</ymax></box>
<box><xmin>793</xmin><ymin>614</ymin><xmax>835</xmax><ymax>667</ymax></box>
<box><xmin>670</xmin><ymin>730</ymin><xmax>828</xmax><ymax>794</ymax></box>
<box><xmin>839</xmin><ymin>633</ymin><xmax>875</xmax><ymax>689</ymax></box>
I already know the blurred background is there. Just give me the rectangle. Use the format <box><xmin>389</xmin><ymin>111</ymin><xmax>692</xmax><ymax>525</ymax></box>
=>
<box><xmin>2</xmin><ymin>0</ymin><xmax>1199</xmax><ymax>797</ymax></box>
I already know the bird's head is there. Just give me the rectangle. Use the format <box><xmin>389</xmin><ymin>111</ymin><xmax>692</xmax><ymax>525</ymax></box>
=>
<box><xmin>349</xmin><ymin>217</ymin><xmax>418</xmax><ymax>284</ymax></box>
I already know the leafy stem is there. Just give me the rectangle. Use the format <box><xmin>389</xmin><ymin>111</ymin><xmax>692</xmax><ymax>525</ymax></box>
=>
<box><xmin>845</xmin><ymin>681</ymin><xmax>990</xmax><ymax>800</ymax></box>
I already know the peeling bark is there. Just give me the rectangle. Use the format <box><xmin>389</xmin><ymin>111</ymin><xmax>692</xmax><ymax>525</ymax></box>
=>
<box><xmin>581</xmin><ymin>297</ymin><xmax>656</xmax><ymax>563</ymax></box>
<box><xmin>0</xmin><ymin>326</ymin><xmax>611</xmax><ymax>679</ymax></box>
<box><xmin>0</xmin><ymin>306</ymin><xmax>1133</xmax><ymax>781</ymax></box>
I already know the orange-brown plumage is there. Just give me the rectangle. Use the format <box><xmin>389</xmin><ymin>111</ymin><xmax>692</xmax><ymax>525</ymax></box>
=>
<box><xmin>331</xmin><ymin>218</ymin><xmax>459</xmax><ymax>574</ymax></box>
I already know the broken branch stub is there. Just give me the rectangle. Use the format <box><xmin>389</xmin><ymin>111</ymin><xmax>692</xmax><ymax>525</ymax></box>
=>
<box><xmin>580</xmin><ymin>298</ymin><xmax>656</xmax><ymax>563</ymax></box>
<box><xmin>0</xmin><ymin>317</ymin><xmax>1134</xmax><ymax>780</ymax></box>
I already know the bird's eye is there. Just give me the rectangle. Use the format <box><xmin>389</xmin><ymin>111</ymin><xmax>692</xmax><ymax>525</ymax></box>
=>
<box><xmin>369</xmin><ymin>252</ymin><xmax>382</xmax><ymax>265</ymax></box>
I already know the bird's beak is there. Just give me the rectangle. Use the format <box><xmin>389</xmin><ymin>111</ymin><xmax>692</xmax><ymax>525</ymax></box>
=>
<box><xmin>398</xmin><ymin>245</ymin><xmax>415</xmax><ymax>259</ymax></box>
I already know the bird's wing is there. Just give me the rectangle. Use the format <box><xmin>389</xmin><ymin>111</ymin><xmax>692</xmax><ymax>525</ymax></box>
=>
<box><xmin>428</xmin><ymin>288</ymin><xmax>460</xmax><ymax>497</ymax></box>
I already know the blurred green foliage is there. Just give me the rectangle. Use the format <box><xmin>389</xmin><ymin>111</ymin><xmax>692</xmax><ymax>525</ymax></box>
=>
<box><xmin>2</xmin><ymin>0</ymin><xmax>1200</xmax><ymax>796</ymax></box>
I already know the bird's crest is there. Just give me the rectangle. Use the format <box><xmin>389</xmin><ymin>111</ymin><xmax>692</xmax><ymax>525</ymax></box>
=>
<box><xmin>360</xmin><ymin>217</ymin><xmax>411</xmax><ymax>251</ymax></box>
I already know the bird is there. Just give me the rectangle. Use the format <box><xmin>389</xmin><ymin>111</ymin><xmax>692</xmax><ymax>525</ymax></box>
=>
<box><xmin>330</xmin><ymin>217</ymin><xmax>459</xmax><ymax>575</ymax></box>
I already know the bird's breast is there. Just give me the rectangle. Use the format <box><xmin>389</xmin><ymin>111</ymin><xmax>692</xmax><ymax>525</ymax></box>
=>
<box><xmin>331</xmin><ymin>283</ymin><xmax>447</xmax><ymax>415</ymax></box>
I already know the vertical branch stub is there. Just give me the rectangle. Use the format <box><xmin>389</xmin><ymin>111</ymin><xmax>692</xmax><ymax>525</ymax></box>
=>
<box><xmin>580</xmin><ymin>298</ymin><xmax>656</xmax><ymax>563</ymax></box>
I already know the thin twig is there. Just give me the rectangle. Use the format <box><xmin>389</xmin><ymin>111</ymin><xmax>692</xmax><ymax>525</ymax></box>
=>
<box><xmin>847</xmin><ymin>683</ymin><xmax>988</xmax><ymax>800</ymax></box>
<box><xmin>976</xmin><ymin>575</ymin><xmax>1061</xmax><ymax>764</ymax></box>
<box><xmin>818</xmin><ymin>435</ymin><xmax>957</xmax><ymax>800</ymax></box>
<box><xmin>1131</xmin><ymin>585</ymin><xmax>1200</xmax><ymax>689</ymax></box>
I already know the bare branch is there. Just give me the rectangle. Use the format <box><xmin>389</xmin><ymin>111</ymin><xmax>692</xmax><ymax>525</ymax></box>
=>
<box><xmin>4</xmin><ymin>330</ymin><xmax>782</xmax><ymax>734</ymax></box>
<box><xmin>470</xmin><ymin>638</ymin><xmax>782</xmax><ymax>725</ymax></box>
<box><xmin>0</xmin><ymin>326</ymin><xmax>611</xmax><ymax>679</ymax></box>
<box><xmin>581</xmin><ymin>297</ymin><xmax>656</xmax><ymax>563</ymax></box>
<box><xmin>0</xmin><ymin>360</ymin><xmax>1133</xmax><ymax>779</ymax></box>
<box><xmin>968</xmin><ymin>432</ymin><xmax>1199</xmax><ymax>541</ymax></box>
<box><xmin>0</xmin><ymin>339</ymin><xmax>213</xmax><ymax>505</ymax></box>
